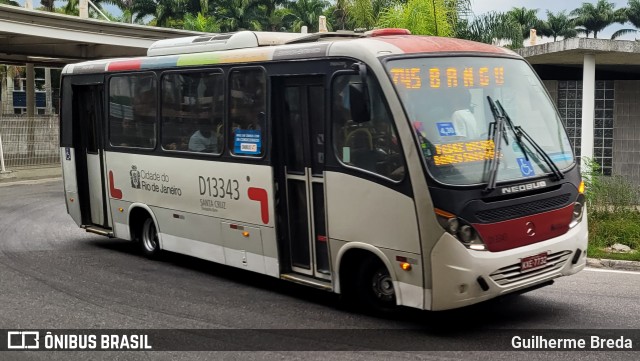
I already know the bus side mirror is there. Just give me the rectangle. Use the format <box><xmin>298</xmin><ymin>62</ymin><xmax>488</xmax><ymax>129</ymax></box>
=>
<box><xmin>349</xmin><ymin>82</ymin><xmax>370</xmax><ymax>123</ymax></box>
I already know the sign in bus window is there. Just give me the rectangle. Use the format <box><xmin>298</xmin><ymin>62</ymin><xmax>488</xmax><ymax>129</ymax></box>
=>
<box><xmin>390</xmin><ymin>66</ymin><xmax>505</xmax><ymax>89</ymax></box>
<box><xmin>431</xmin><ymin>140</ymin><xmax>496</xmax><ymax>166</ymax></box>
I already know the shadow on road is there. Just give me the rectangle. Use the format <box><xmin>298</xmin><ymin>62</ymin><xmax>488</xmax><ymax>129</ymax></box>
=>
<box><xmin>88</xmin><ymin>237</ymin><xmax>567</xmax><ymax>335</ymax></box>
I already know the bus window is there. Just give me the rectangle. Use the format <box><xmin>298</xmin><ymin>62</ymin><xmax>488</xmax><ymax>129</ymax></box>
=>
<box><xmin>332</xmin><ymin>74</ymin><xmax>404</xmax><ymax>181</ymax></box>
<box><xmin>161</xmin><ymin>71</ymin><xmax>224</xmax><ymax>154</ymax></box>
<box><xmin>109</xmin><ymin>74</ymin><xmax>157</xmax><ymax>149</ymax></box>
<box><xmin>228</xmin><ymin>68</ymin><xmax>266</xmax><ymax>157</ymax></box>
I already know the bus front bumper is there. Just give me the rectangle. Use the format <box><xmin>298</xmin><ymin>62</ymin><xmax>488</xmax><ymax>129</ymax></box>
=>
<box><xmin>428</xmin><ymin>217</ymin><xmax>588</xmax><ymax>311</ymax></box>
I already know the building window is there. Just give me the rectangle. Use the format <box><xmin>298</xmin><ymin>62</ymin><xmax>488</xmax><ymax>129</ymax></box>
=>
<box><xmin>557</xmin><ymin>80</ymin><xmax>613</xmax><ymax>175</ymax></box>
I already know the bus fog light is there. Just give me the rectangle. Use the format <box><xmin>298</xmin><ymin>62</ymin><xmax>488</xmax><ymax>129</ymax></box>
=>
<box><xmin>447</xmin><ymin>218</ymin><xmax>460</xmax><ymax>234</ymax></box>
<box><xmin>459</xmin><ymin>225</ymin><xmax>473</xmax><ymax>243</ymax></box>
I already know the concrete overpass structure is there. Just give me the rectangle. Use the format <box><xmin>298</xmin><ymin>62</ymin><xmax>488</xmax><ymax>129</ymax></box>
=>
<box><xmin>0</xmin><ymin>4</ymin><xmax>202</xmax><ymax>66</ymax></box>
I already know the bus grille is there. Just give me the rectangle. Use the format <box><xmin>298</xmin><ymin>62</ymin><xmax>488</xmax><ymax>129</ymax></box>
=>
<box><xmin>476</xmin><ymin>194</ymin><xmax>571</xmax><ymax>223</ymax></box>
<box><xmin>489</xmin><ymin>250</ymin><xmax>572</xmax><ymax>286</ymax></box>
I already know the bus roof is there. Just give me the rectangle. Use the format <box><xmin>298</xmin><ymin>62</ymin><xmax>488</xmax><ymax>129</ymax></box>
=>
<box><xmin>62</xmin><ymin>31</ymin><xmax>518</xmax><ymax>75</ymax></box>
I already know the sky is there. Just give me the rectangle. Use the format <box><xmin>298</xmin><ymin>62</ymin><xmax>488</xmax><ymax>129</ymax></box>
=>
<box><xmin>12</xmin><ymin>0</ymin><xmax>640</xmax><ymax>41</ymax></box>
<box><xmin>471</xmin><ymin>0</ymin><xmax>636</xmax><ymax>41</ymax></box>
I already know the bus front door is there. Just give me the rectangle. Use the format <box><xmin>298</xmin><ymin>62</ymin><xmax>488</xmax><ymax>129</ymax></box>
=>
<box><xmin>73</xmin><ymin>84</ymin><xmax>108</xmax><ymax>228</ymax></box>
<box><xmin>275</xmin><ymin>77</ymin><xmax>330</xmax><ymax>280</ymax></box>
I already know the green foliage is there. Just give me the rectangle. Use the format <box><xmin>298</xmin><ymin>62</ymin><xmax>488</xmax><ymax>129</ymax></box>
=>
<box><xmin>377</xmin><ymin>0</ymin><xmax>454</xmax><ymax>36</ymax></box>
<box><xmin>542</xmin><ymin>10</ymin><xmax>578</xmax><ymax>41</ymax></box>
<box><xmin>570</xmin><ymin>0</ymin><xmax>628</xmax><ymax>38</ymax></box>
<box><xmin>506</xmin><ymin>6</ymin><xmax>544</xmax><ymax>40</ymax></box>
<box><xmin>583</xmin><ymin>158</ymin><xmax>640</xmax><ymax>258</ymax></box>
<box><xmin>589</xmin><ymin>211</ymin><xmax>640</xmax><ymax>250</ymax></box>
<box><xmin>183</xmin><ymin>12</ymin><xmax>221</xmax><ymax>32</ymax></box>
<box><xmin>0</xmin><ymin>0</ymin><xmax>20</xmax><ymax>6</ymax></box>
<box><xmin>455</xmin><ymin>11</ymin><xmax>523</xmax><ymax>49</ymax></box>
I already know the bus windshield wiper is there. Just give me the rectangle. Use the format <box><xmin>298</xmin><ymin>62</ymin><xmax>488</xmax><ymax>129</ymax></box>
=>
<box><xmin>484</xmin><ymin>96</ymin><xmax>508</xmax><ymax>193</ymax></box>
<box><xmin>495</xmin><ymin>100</ymin><xmax>564</xmax><ymax>181</ymax></box>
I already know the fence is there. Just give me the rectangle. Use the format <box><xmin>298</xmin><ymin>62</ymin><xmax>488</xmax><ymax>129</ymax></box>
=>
<box><xmin>0</xmin><ymin>115</ymin><xmax>60</xmax><ymax>168</ymax></box>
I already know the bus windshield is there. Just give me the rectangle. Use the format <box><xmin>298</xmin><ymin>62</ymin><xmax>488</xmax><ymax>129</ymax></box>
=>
<box><xmin>385</xmin><ymin>57</ymin><xmax>574</xmax><ymax>186</ymax></box>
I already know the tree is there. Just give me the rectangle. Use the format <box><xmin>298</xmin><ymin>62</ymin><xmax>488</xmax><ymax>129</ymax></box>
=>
<box><xmin>377</xmin><ymin>0</ymin><xmax>458</xmax><ymax>36</ymax></box>
<box><xmin>615</xmin><ymin>0</ymin><xmax>640</xmax><ymax>39</ymax></box>
<box><xmin>183</xmin><ymin>12</ymin><xmax>221</xmax><ymax>32</ymax></box>
<box><xmin>456</xmin><ymin>11</ymin><xmax>523</xmax><ymax>49</ymax></box>
<box><xmin>542</xmin><ymin>10</ymin><xmax>578</xmax><ymax>41</ymax></box>
<box><xmin>217</xmin><ymin>0</ymin><xmax>263</xmax><ymax>31</ymax></box>
<box><xmin>507</xmin><ymin>7</ymin><xmax>544</xmax><ymax>40</ymax></box>
<box><xmin>285</xmin><ymin>0</ymin><xmax>329</xmax><ymax>32</ymax></box>
<box><xmin>570</xmin><ymin>0</ymin><xmax>627</xmax><ymax>39</ymax></box>
<box><xmin>0</xmin><ymin>0</ymin><xmax>20</xmax><ymax>6</ymax></box>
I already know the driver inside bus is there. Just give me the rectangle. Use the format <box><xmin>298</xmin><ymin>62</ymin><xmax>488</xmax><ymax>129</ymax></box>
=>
<box><xmin>450</xmin><ymin>89</ymin><xmax>478</xmax><ymax>139</ymax></box>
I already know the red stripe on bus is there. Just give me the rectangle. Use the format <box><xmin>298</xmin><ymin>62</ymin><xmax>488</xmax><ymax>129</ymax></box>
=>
<box><xmin>473</xmin><ymin>204</ymin><xmax>574</xmax><ymax>252</ymax></box>
<box><xmin>248</xmin><ymin>187</ymin><xmax>269</xmax><ymax>225</ymax></box>
<box><xmin>374</xmin><ymin>36</ymin><xmax>515</xmax><ymax>55</ymax></box>
<box><xmin>107</xmin><ymin>60</ymin><xmax>142</xmax><ymax>72</ymax></box>
<box><xmin>109</xmin><ymin>171</ymin><xmax>123</xmax><ymax>200</ymax></box>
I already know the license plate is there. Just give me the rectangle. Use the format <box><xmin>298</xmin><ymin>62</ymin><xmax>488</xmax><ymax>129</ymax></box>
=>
<box><xmin>521</xmin><ymin>252</ymin><xmax>548</xmax><ymax>272</ymax></box>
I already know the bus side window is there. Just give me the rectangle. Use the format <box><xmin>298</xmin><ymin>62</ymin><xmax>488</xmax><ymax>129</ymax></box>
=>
<box><xmin>109</xmin><ymin>74</ymin><xmax>157</xmax><ymax>149</ymax></box>
<box><xmin>331</xmin><ymin>74</ymin><xmax>405</xmax><ymax>181</ymax></box>
<box><xmin>228</xmin><ymin>68</ymin><xmax>266</xmax><ymax>157</ymax></box>
<box><xmin>161</xmin><ymin>71</ymin><xmax>224</xmax><ymax>154</ymax></box>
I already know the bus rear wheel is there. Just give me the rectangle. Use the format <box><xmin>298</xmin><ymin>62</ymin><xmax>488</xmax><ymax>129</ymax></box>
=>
<box><xmin>140</xmin><ymin>217</ymin><xmax>160</xmax><ymax>258</ymax></box>
<box><xmin>355</xmin><ymin>257</ymin><xmax>397</xmax><ymax>312</ymax></box>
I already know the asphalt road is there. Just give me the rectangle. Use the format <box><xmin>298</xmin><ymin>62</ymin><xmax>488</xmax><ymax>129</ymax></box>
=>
<box><xmin>0</xmin><ymin>179</ymin><xmax>638</xmax><ymax>360</ymax></box>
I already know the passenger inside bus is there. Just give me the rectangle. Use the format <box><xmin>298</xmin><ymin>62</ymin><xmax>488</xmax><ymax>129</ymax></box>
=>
<box><xmin>188</xmin><ymin>119</ymin><xmax>218</xmax><ymax>153</ymax></box>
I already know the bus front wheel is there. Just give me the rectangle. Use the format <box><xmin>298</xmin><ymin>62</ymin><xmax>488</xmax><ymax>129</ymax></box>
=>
<box><xmin>140</xmin><ymin>217</ymin><xmax>160</xmax><ymax>258</ymax></box>
<box><xmin>355</xmin><ymin>257</ymin><xmax>397</xmax><ymax>312</ymax></box>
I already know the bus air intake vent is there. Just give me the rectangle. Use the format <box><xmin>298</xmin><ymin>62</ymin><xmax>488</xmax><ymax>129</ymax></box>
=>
<box><xmin>489</xmin><ymin>250</ymin><xmax>572</xmax><ymax>286</ymax></box>
<box><xmin>476</xmin><ymin>194</ymin><xmax>571</xmax><ymax>223</ymax></box>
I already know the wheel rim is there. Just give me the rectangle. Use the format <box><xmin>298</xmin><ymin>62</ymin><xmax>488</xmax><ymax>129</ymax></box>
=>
<box><xmin>371</xmin><ymin>269</ymin><xmax>395</xmax><ymax>303</ymax></box>
<box><xmin>142</xmin><ymin>219</ymin><xmax>158</xmax><ymax>252</ymax></box>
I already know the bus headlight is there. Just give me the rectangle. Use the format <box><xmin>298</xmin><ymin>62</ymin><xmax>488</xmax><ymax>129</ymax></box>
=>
<box><xmin>435</xmin><ymin>208</ymin><xmax>487</xmax><ymax>251</ymax></box>
<box><xmin>569</xmin><ymin>194</ymin><xmax>585</xmax><ymax>229</ymax></box>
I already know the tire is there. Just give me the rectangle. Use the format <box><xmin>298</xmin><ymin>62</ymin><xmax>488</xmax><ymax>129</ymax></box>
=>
<box><xmin>355</xmin><ymin>257</ymin><xmax>397</xmax><ymax>313</ymax></box>
<box><xmin>139</xmin><ymin>217</ymin><xmax>160</xmax><ymax>258</ymax></box>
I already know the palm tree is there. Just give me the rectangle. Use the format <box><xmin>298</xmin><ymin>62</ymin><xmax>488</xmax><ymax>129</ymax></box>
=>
<box><xmin>183</xmin><ymin>12</ymin><xmax>221</xmax><ymax>32</ymax></box>
<box><xmin>456</xmin><ymin>11</ymin><xmax>523</xmax><ymax>49</ymax></box>
<box><xmin>377</xmin><ymin>0</ymin><xmax>456</xmax><ymax>36</ymax></box>
<box><xmin>615</xmin><ymin>0</ymin><xmax>640</xmax><ymax>39</ymax></box>
<box><xmin>217</xmin><ymin>0</ymin><xmax>263</xmax><ymax>31</ymax></box>
<box><xmin>542</xmin><ymin>10</ymin><xmax>578</xmax><ymax>41</ymax></box>
<box><xmin>286</xmin><ymin>0</ymin><xmax>329</xmax><ymax>32</ymax></box>
<box><xmin>570</xmin><ymin>0</ymin><xmax>627</xmax><ymax>39</ymax></box>
<box><xmin>507</xmin><ymin>7</ymin><xmax>544</xmax><ymax>39</ymax></box>
<box><xmin>40</xmin><ymin>0</ymin><xmax>56</xmax><ymax>11</ymax></box>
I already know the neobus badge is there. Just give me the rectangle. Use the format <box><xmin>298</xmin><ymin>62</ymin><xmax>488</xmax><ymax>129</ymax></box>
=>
<box><xmin>500</xmin><ymin>181</ymin><xmax>547</xmax><ymax>195</ymax></box>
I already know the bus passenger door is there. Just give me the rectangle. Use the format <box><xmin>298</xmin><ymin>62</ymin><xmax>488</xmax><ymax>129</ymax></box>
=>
<box><xmin>274</xmin><ymin>77</ymin><xmax>330</xmax><ymax>280</ymax></box>
<box><xmin>73</xmin><ymin>85</ymin><xmax>108</xmax><ymax>228</ymax></box>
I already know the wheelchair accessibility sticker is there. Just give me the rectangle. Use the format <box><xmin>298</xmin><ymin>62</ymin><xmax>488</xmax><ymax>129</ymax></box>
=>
<box><xmin>517</xmin><ymin>157</ymin><xmax>535</xmax><ymax>177</ymax></box>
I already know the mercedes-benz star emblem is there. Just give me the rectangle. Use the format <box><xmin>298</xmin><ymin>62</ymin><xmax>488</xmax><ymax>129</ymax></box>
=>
<box><xmin>525</xmin><ymin>221</ymin><xmax>536</xmax><ymax>237</ymax></box>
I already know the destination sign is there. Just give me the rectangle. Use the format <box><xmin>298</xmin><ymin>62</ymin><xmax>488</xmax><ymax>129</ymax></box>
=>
<box><xmin>433</xmin><ymin>140</ymin><xmax>496</xmax><ymax>166</ymax></box>
<box><xmin>390</xmin><ymin>66</ymin><xmax>505</xmax><ymax>89</ymax></box>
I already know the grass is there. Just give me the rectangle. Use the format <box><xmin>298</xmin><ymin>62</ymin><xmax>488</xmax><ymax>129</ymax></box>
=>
<box><xmin>587</xmin><ymin>210</ymin><xmax>640</xmax><ymax>261</ymax></box>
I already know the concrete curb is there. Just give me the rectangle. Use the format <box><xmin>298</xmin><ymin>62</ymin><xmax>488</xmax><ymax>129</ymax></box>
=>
<box><xmin>587</xmin><ymin>258</ymin><xmax>640</xmax><ymax>272</ymax></box>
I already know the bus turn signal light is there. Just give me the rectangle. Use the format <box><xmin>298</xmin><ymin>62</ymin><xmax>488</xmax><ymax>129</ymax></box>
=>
<box><xmin>242</xmin><ymin>231</ymin><xmax>250</xmax><ymax>237</ymax></box>
<box><xmin>578</xmin><ymin>181</ymin><xmax>585</xmax><ymax>194</ymax></box>
<box><xmin>400</xmin><ymin>262</ymin><xmax>412</xmax><ymax>271</ymax></box>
